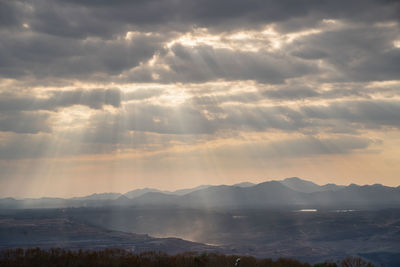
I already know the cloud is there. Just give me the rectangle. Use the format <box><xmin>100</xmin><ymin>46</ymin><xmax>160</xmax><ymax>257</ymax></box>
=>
<box><xmin>0</xmin><ymin>88</ymin><xmax>122</xmax><ymax>112</ymax></box>
<box><xmin>0</xmin><ymin>88</ymin><xmax>122</xmax><ymax>133</ymax></box>
<box><xmin>1</xmin><ymin>0</ymin><xmax>398</xmax><ymax>84</ymax></box>
<box><xmin>0</xmin><ymin>133</ymin><xmax>53</xmax><ymax>159</ymax></box>
<box><xmin>3</xmin><ymin>0</ymin><xmax>399</xmax><ymax>37</ymax></box>
<box><xmin>290</xmin><ymin>24</ymin><xmax>400</xmax><ymax>82</ymax></box>
<box><xmin>211</xmin><ymin>135</ymin><xmax>377</xmax><ymax>159</ymax></box>
<box><xmin>123</xmin><ymin>88</ymin><xmax>164</xmax><ymax>101</ymax></box>
<box><xmin>84</xmin><ymin>102</ymin><xmax>311</xmax><ymax>136</ymax></box>
<box><xmin>0</xmin><ymin>131</ymin><xmax>120</xmax><ymax>160</ymax></box>
<box><xmin>126</xmin><ymin>44</ymin><xmax>319</xmax><ymax>84</ymax></box>
<box><xmin>0</xmin><ymin>112</ymin><xmax>51</xmax><ymax>134</ymax></box>
<box><xmin>120</xmin><ymin>103</ymin><xmax>219</xmax><ymax>135</ymax></box>
<box><xmin>0</xmin><ymin>0</ymin><xmax>399</xmax><ymax>166</ymax></box>
<box><xmin>78</xmin><ymin>97</ymin><xmax>400</xmax><ymax>140</ymax></box>
<box><xmin>0</xmin><ymin>30</ymin><xmax>167</xmax><ymax>79</ymax></box>
<box><xmin>301</xmin><ymin>100</ymin><xmax>400</xmax><ymax>129</ymax></box>
<box><xmin>0</xmin><ymin>1</ymin><xmax>22</xmax><ymax>29</ymax></box>
<box><xmin>263</xmin><ymin>87</ymin><xmax>321</xmax><ymax>100</ymax></box>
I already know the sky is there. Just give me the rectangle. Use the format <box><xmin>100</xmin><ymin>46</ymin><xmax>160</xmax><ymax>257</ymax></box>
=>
<box><xmin>0</xmin><ymin>0</ymin><xmax>400</xmax><ymax>198</ymax></box>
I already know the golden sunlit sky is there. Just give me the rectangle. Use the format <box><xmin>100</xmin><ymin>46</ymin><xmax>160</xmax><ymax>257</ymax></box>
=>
<box><xmin>0</xmin><ymin>0</ymin><xmax>400</xmax><ymax>198</ymax></box>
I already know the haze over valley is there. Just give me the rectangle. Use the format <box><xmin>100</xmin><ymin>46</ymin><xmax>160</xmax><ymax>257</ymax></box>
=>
<box><xmin>1</xmin><ymin>178</ymin><xmax>400</xmax><ymax>266</ymax></box>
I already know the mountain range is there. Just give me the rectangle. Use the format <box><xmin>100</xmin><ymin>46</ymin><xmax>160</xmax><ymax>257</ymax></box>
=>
<box><xmin>1</xmin><ymin>177</ymin><xmax>399</xmax><ymax>209</ymax></box>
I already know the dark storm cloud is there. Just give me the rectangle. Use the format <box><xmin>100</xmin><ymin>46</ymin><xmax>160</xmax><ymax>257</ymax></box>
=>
<box><xmin>3</xmin><ymin>88</ymin><xmax>400</xmax><ymax>136</ymax></box>
<box><xmin>97</xmin><ymin>99</ymin><xmax>400</xmax><ymax>136</ymax></box>
<box><xmin>123</xmin><ymin>88</ymin><xmax>164</xmax><ymax>101</ymax></box>
<box><xmin>301</xmin><ymin>100</ymin><xmax>400</xmax><ymax>129</ymax></box>
<box><xmin>123</xmin><ymin>103</ymin><xmax>219</xmax><ymax>134</ymax></box>
<box><xmin>263</xmin><ymin>85</ymin><xmax>381</xmax><ymax>101</ymax></box>
<box><xmin>0</xmin><ymin>0</ymin><xmax>399</xmax><ymax>151</ymax></box>
<box><xmin>51</xmin><ymin>89</ymin><xmax>122</xmax><ymax>109</ymax></box>
<box><xmin>1</xmin><ymin>0</ymin><xmax>399</xmax><ymax>83</ymax></box>
<box><xmin>218</xmin><ymin>100</ymin><xmax>400</xmax><ymax>133</ymax></box>
<box><xmin>3</xmin><ymin>0</ymin><xmax>399</xmax><ymax>37</ymax></box>
<box><xmin>0</xmin><ymin>131</ymin><xmax>374</xmax><ymax>160</ymax></box>
<box><xmin>0</xmin><ymin>88</ymin><xmax>122</xmax><ymax>112</ymax></box>
<box><xmin>0</xmin><ymin>1</ymin><xmax>22</xmax><ymax>28</ymax></box>
<box><xmin>115</xmin><ymin>102</ymin><xmax>305</xmax><ymax>135</ymax></box>
<box><xmin>290</xmin><ymin>48</ymin><xmax>329</xmax><ymax>60</ymax></box>
<box><xmin>213</xmin><ymin>135</ymin><xmax>377</xmax><ymax>159</ymax></box>
<box><xmin>191</xmin><ymin>93</ymin><xmax>261</xmax><ymax>106</ymax></box>
<box><xmin>82</xmin><ymin>102</ymin><xmax>222</xmax><ymax>136</ymax></box>
<box><xmin>0</xmin><ymin>133</ymin><xmax>53</xmax><ymax>159</ymax></box>
<box><xmin>81</xmin><ymin>104</ymin><xmax>296</xmax><ymax>137</ymax></box>
<box><xmin>189</xmin><ymin>85</ymin><xmax>376</xmax><ymax>105</ymax></box>
<box><xmin>263</xmin><ymin>87</ymin><xmax>321</xmax><ymax>99</ymax></box>
<box><xmin>79</xmin><ymin>118</ymin><xmax>206</xmax><ymax>150</ymax></box>
<box><xmin>290</xmin><ymin>25</ymin><xmax>400</xmax><ymax>82</ymax></box>
<box><xmin>0</xmin><ymin>132</ymin><xmax>119</xmax><ymax>160</ymax></box>
<box><xmin>78</xmin><ymin>104</ymin><xmax>312</xmax><ymax>138</ymax></box>
<box><xmin>124</xmin><ymin>21</ymin><xmax>400</xmax><ymax>84</ymax></box>
<box><xmin>221</xmin><ymin>105</ymin><xmax>310</xmax><ymax>132</ymax></box>
<box><xmin>0</xmin><ymin>30</ymin><xmax>167</xmax><ymax>79</ymax></box>
<box><xmin>0</xmin><ymin>88</ymin><xmax>122</xmax><ymax>133</ymax></box>
<box><xmin>128</xmin><ymin>44</ymin><xmax>319</xmax><ymax>84</ymax></box>
<box><xmin>0</xmin><ymin>112</ymin><xmax>51</xmax><ymax>134</ymax></box>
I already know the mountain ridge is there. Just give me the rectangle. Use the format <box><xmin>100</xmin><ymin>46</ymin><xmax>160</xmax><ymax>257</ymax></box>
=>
<box><xmin>1</xmin><ymin>177</ymin><xmax>399</xmax><ymax>209</ymax></box>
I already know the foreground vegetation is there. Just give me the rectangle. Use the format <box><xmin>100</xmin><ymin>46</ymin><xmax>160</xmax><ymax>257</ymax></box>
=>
<box><xmin>0</xmin><ymin>248</ymin><xmax>374</xmax><ymax>267</ymax></box>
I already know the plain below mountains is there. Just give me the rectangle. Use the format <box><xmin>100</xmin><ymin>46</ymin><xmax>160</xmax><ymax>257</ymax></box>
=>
<box><xmin>1</xmin><ymin>177</ymin><xmax>399</xmax><ymax>210</ymax></box>
<box><xmin>0</xmin><ymin>215</ymin><xmax>215</xmax><ymax>254</ymax></box>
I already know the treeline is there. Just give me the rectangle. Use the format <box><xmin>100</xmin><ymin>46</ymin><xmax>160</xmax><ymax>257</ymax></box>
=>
<box><xmin>0</xmin><ymin>248</ymin><xmax>373</xmax><ymax>267</ymax></box>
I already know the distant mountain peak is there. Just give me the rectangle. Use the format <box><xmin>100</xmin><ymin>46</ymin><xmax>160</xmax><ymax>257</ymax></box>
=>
<box><xmin>72</xmin><ymin>192</ymin><xmax>122</xmax><ymax>201</ymax></box>
<box><xmin>232</xmin><ymin>182</ymin><xmax>255</xmax><ymax>187</ymax></box>
<box><xmin>278</xmin><ymin>177</ymin><xmax>321</xmax><ymax>193</ymax></box>
<box><xmin>282</xmin><ymin>177</ymin><xmax>303</xmax><ymax>181</ymax></box>
<box><xmin>348</xmin><ymin>183</ymin><xmax>359</xmax><ymax>188</ymax></box>
<box><xmin>124</xmin><ymin>188</ymin><xmax>163</xmax><ymax>199</ymax></box>
<box><xmin>116</xmin><ymin>195</ymin><xmax>130</xmax><ymax>201</ymax></box>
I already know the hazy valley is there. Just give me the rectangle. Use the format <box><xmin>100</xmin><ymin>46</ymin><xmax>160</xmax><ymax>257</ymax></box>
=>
<box><xmin>1</xmin><ymin>178</ymin><xmax>400</xmax><ymax>266</ymax></box>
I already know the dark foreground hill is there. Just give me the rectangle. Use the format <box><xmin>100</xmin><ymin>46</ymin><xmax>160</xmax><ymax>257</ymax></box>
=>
<box><xmin>0</xmin><ymin>248</ymin><xmax>375</xmax><ymax>267</ymax></box>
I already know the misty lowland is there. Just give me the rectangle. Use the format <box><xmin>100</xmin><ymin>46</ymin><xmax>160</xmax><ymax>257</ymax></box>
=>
<box><xmin>1</xmin><ymin>178</ymin><xmax>399</xmax><ymax>266</ymax></box>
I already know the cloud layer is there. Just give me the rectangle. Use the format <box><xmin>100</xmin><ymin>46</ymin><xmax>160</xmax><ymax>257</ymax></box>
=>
<box><xmin>1</xmin><ymin>0</ymin><xmax>400</xmax><ymax>196</ymax></box>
